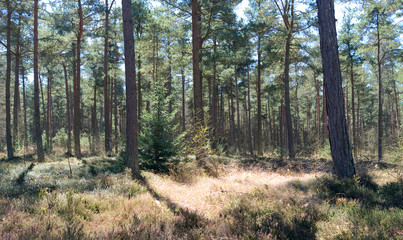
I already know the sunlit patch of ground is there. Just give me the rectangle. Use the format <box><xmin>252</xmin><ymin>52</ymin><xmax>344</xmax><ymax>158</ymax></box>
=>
<box><xmin>146</xmin><ymin>165</ymin><xmax>322</xmax><ymax>219</ymax></box>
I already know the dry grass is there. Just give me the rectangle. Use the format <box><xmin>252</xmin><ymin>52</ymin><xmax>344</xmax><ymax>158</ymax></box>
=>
<box><xmin>146</xmin><ymin>165</ymin><xmax>321</xmax><ymax>219</ymax></box>
<box><xmin>0</xmin><ymin>153</ymin><xmax>402</xmax><ymax>239</ymax></box>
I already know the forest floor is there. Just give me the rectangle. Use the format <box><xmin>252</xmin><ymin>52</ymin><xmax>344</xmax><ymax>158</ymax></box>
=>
<box><xmin>0</xmin><ymin>151</ymin><xmax>402</xmax><ymax>239</ymax></box>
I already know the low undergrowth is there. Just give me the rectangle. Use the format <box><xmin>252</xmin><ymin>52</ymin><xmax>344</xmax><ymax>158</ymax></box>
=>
<box><xmin>0</xmin><ymin>155</ymin><xmax>402</xmax><ymax>239</ymax></box>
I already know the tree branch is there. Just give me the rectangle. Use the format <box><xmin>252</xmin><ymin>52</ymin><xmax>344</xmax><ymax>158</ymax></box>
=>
<box><xmin>0</xmin><ymin>40</ymin><xmax>16</xmax><ymax>56</ymax></box>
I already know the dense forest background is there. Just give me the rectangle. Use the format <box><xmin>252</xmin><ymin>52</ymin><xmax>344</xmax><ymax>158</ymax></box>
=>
<box><xmin>0</xmin><ymin>0</ymin><xmax>402</xmax><ymax>163</ymax></box>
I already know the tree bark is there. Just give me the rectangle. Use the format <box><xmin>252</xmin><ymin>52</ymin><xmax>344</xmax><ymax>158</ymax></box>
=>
<box><xmin>284</xmin><ymin>31</ymin><xmax>295</xmax><ymax>159</ymax></box>
<box><xmin>74</xmin><ymin>0</ymin><xmax>83</xmax><ymax>159</ymax></box>
<box><xmin>376</xmin><ymin>13</ymin><xmax>382</xmax><ymax>161</ymax></box>
<box><xmin>257</xmin><ymin>32</ymin><xmax>263</xmax><ymax>155</ymax></box>
<box><xmin>6</xmin><ymin>0</ymin><xmax>13</xmax><ymax>159</ymax></box>
<box><xmin>63</xmin><ymin>63</ymin><xmax>72</xmax><ymax>155</ymax></box>
<box><xmin>47</xmin><ymin>71</ymin><xmax>52</xmax><ymax>152</ymax></box>
<box><xmin>235</xmin><ymin>66</ymin><xmax>240</xmax><ymax>150</ymax></box>
<box><xmin>34</xmin><ymin>0</ymin><xmax>45</xmax><ymax>161</ymax></box>
<box><xmin>317</xmin><ymin>0</ymin><xmax>355</xmax><ymax>178</ymax></box>
<box><xmin>192</xmin><ymin>0</ymin><xmax>203</xmax><ymax>125</ymax></box>
<box><xmin>181</xmin><ymin>69</ymin><xmax>186</xmax><ymax>132</ymax></box>
<box><xmin>92</xmin><ymin>84</ymin><xmax>98</xmax><ymax>154</ymax></box>
<box><xmin>122</xmin><ymin>0</ymin><xmax>139</xmax><ymax>177</ymax></box>
<box><xmin>104</xmin><ymin>0</ymin><xmax>111</xmax><ymax>154</ymax></box>
<box><xmin>350</xmin><ymin>58</ymin><xmax>357</xmax><ymax>159</ymax></box>
<box><xmin>22</xmin><ymin>64</ymin><xmax>28</xmax><ymax>149</ymax></box>
<box><xmin>13</xmin><ymin>35</ymin><xmax>21</xmax><ymax>148</ymax></box>
<box><xmin>247</xmin><ymin>67</ymin><xmax>253</xmax><ymax>155</ymax></box>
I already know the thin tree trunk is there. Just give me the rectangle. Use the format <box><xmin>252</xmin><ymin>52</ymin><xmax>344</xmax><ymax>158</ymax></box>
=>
<box><xmin>122</xmin><ymin>0</ymin><xmax>139</xmax><ymax>176</ymax></box>
<box><xmin>39</xmin><ymin>74</ymin><xmax>46</xmax><ymax>132</ymax></box>
<box><xmin>63</xmin><ymin>63</ymin><xmax>72</xmax><ymax>155</ymax></box>
<box><xmin>47</xmin><ymin>71</ymin><xmax>52</xmax><ymax>152</ymax></box>
<box><xmin>393</xmin><ymin>78</ymin><xmax>400</xmax><ymax>132</ymax></box>
<box><xmin>114</xmin><ymin>77</ymin><xmax>118</xmax><ymax>153</ymax></box>
<box><xmin>22</xmin><ymin>64</ymin><xmax>28</xmax><ymax>149</ymax></box>
<box><xmin>13</xmin><ymin>37</ymin><xmax>21</xmax><ymax>148</ymax></box>
<box><xmin>235</xmin><ymin>65</ymin><xmax>240</xmax><ymax>150</ymax></box>
<box><xmin>247</xmin><ymin>67</ymin><xmax>253</xmax><ymax>155</ymax></box>
<box><xmin>317</xmin><ymin>0</ymin><xmax>355</xmax><ymax>178</ymax></box>
<box><xmin>181</xmin><ymin>69</ymin><xmax>186</xmax><ymax>132</ymax></box>
<box><xmin>257</xmin><ymin>32</ymin><xmax>263</xmax><ymax>155</ymax></box>
<box><xmin>376</xmin><ymin>13</ymin><xmax>382</xmax><ymax>161</ymax></box>
<box><xmin>34</xmin><ymin>0</ymin><xmax>44</xmax><ymax>161</ymax></box>
<box><xmin>6</xmin><ymin>0</ymin><xmax>13</xmax><ymax>159</ymax></box>
<box><xmin>92</xmin><ymin>84</ymin><xmax>98</xmax><ymax>154</ymax></box>
<box><xmin>350</xmin><ymin>58</ymin><xmax>357</xmax><ymax>159</ymax></box>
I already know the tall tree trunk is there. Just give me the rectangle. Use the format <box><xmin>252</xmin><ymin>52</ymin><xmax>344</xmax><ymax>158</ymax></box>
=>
<box><xmin>357</xmin><ymin>89</ymin><xmax>360</xmax><ymax>154</ymax></box>
<box><xmin>34</xmin><ymin>0</ymin><xmax>44</xmax><ymax>161</ymax></box>
<box><xmin>181</xmin><ymin>69</ymin><xmax>186</xmax><ymax>132</ymax></box>
<box><xmin>168</xmin><ymin>40</ymin><xmax>172</xmax><ymax>113</ymax></box>
<box><xmin>74</xmin><ymin>0</ymin><xmax>83</xmax><ymax>159</ymax></box>
<box><xmin>137</xmin><ymin>47</ymin><xmax>142</xmax><ymax>123</ymax></box>
<box><xmin>229</xmin><ymin>75</ymin><xmax>236</xmax><ymax>148</ymax></box>
<box><xmin>257</xmin><ymin>32</ymin><xmax>263</xmax><ymax>155</ymax></box>
<box><xmin>63</xmin><ymin>63</ymin><xmax>72</xmax><ymax>155</ymax></box>
<box><xmin>6</xmin><ymin>0</ymin><xmax>13</xmax><ymax>159</ymax></box>
<box><xmin>247</xmin><ymin>67</ymin><xmax>253</xmax><ymax>155</ymax></box>
<box><xmin>315</xmin><ymin>73</ymin><xmax>321</xmax><ymax>145</ymax></box>
<box><xmin>192</xmin><ymin>0</ymin><xmax>203</xmax><ymax>125</ymax></box>
<box><xmin>114</xmin><ymin>77</ymin><xmax>118</xmax><ymax>153</ymax></box>
<box><xmin>104</xmin><ymin>0</ymin><xmax>111</xmax><ymax>154</ymax></box>
<box><xmin>376</xmin><ymin>13</ymin><xmax>382</xmax><ymax>161</ymax></box>
<box><xmin>393</xmin><ymin>79</ymin><xmax>400</xmax><ymax>133</ymax></box>
<box><xmin>39</xmin><ymin>74</ymin><xmax>46</xmax><ymax>132</ymax></box>
<box><xmin>92</xmin><ymin>84</ymin><xmax>98</xmax><ymax>154</ymax></box>
<box><xmin>13</xmin><ymin>37</ymin><xmax>21</xmax><ymax>148</ymax></box>
<box><xmin>47</xmin><ymin>71</ymin><xmax>52</xmax><ymax>152</ymax></box>
<box><xmin>317</xmin><ymin>0</ymin><xmax>355</xmax><ymax>178</ymax></box>
<box><xmin>210</xmin><ymin>38</ymin><xmax>218</xmax><ymax>148</ymax></box>
<box><xmin>235</xmin><ymin>66</ymin><xmax>240</xmax><ymax>150</ymax></box>
<box><xmin>122</xmin><ymin>0</ymin><xmax>139</xmax><ymax>176</ymax></box>
<box><xmin>22</xmin><ymin>64</ymin><xmax>28</xmax><ymax>149</ymax></box>
<box><xmin>284</xmin><ymin>31</ymin><xmax>295</xmax><ymax>159</ymax></box>
<box><xmin>350</xmin><ymin>58</ymin><xmax>357</xmax><ymax>159</ymax></box>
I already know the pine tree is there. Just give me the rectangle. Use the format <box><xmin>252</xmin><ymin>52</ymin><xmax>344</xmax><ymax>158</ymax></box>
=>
<box><xmin>139</xmin><ymin>81</ymin><xmax>183</xmax><ymax>173</ymax></box>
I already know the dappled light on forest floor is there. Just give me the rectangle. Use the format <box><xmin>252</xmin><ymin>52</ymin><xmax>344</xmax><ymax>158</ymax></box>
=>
<box><xmin>0</xmin><ymin>155</ymin><xmax>402</xmax><ymax>239</ymax></box>
<box><xmin>145</xmin><ymin>166</ymin><xmax>321</xmax><ymax>219</ymax></box>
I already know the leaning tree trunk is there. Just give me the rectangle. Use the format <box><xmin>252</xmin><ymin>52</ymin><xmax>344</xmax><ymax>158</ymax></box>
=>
<box><xmin>122</xmin><ymin>0</ymin><xmax>139</xmax><ymax>177</ymax></box>
<box><xmin>317</xmin><ymin>0</ymin><xmax>355</xmax><ymax>178</ymax></box>
<box><xmin>34</xmin><ymin>0</ymin><xmax>44</xmax><ymax>161</ymax></box>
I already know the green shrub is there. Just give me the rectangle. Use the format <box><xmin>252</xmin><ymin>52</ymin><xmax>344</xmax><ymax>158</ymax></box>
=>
<box><xmin>315</xmin><ymin>175</ymin><xmax>379</xmax><ymax>206</ymax></box>
<box><xmin>379</xmin><ymin>180</ymin><xmax>403</xmax><ymax>208</ymax></box>
<box><xmin>139</xmin><ymin>81</ymin><xmax>184</xmax><ymax>173</ymax></box>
